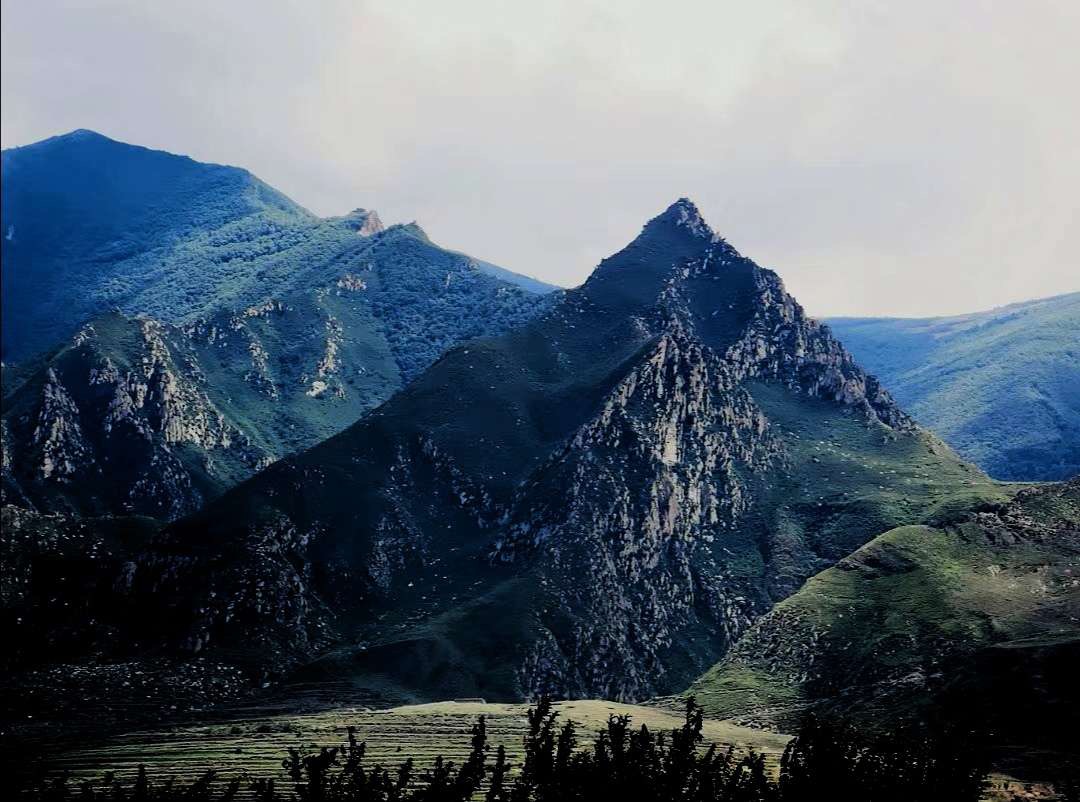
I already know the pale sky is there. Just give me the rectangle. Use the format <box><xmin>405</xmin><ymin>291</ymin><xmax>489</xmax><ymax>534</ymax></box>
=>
<box><xmin>2</xmin><ymin>0</ymin><xmax>1078</xmax><ymax>316</ymax></box>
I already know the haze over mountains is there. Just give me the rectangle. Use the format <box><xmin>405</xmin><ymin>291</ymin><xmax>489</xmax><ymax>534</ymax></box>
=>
<box><xmin>1</xmin><ymin>129</ymin><xmax>1077</xmax><ymax>786</ymax></box>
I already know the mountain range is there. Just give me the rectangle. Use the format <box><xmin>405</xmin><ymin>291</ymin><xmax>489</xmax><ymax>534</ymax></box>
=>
<box><xmin>12</xmin><ymin>199</ymin><xmax>1008</xmax><ymax>710</ymax></box>
<box><xmin>1</xmin><ymin>130</ymin><xmax>1077</xmax><ymax>785</ymax></box>
<box><xmin>1</xmin><ymin>130</ymin><xmax>554</xmax><ymax>364</ymax></box>
<box><xmin>3</xmin><ymin>131</ymin><xmax>1073</xmax><ymax>529</ymax></box>
<box><xmin>827</xmin><ymin>293</ymin><xmax>1080</xmax><ymax>481</ymax></box>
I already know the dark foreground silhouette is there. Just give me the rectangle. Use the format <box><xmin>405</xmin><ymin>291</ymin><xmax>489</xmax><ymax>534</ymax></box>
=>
<box><xmin>24</xmin><ymin>697</ymin><xmax>1045</xmax><ymax>801</ymax></box>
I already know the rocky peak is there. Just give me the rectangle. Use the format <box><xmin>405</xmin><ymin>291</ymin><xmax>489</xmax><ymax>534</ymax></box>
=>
<box><xmin>342</xmin><ymin>208</ymin><xmax>384</xmax><ymax>236</ymax></box>
<box><xmin>578</xmin><ymin>202</ymin><xmax>910</xmax><ymax>431</ymax></box>
<box><xmin>580</xmin><ymin>200</ymin><xmax>716</xmax><ymax>313</ymax></box>
<box><xmin>649</xmin><ymin>197</ymin><xmax>716</xmax><ymax>240</ymax></box>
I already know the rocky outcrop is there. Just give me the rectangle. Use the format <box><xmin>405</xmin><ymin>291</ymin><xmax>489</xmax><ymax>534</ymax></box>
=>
<box><xmin>2</xmin><ymin>315</ymin><xmax>266</xmax><ymax>519</ymax></box>
<box><xmin>341</xmin><ymin>208</ymin><xmax>384</xmax><ymax>236</ymax></box>
<box><xmin>500</xmin><ymin>328</ymin><xmax>782</xmax><ymax>699</ymax></box>
<box><xmin>31</xmin><ymin>368</ymin><xmax>94</xmax><ymax>480</ymax></box>
<box><xmin>491</xmin><ymin>229</ymin><xmax>911</xmax><ymax>699</ymax></box>
<box><xmin>725</xmin><ymin>268</ymin><xmax>909</xmax><ymax>429</ymax></box>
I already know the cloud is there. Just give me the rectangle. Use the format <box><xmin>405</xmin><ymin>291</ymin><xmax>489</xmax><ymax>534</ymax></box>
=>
<box><xmin>2</xmin><ymin>0</ymin><xmax>1077</xmax><ymax>315</ymax></box>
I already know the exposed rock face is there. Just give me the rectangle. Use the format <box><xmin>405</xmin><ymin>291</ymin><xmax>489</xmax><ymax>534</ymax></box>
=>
<box><xmin>484</xmin><ymin>205</ymin><xmax>913</xmax><ymax>699</ymax></box>
<box><xmin>341</xmin><ymin>208</ymin><xmax>385</xmax><ymax>236</ymax></box>
<box><xmin>502</xmin><ymin>328</ymin><xmax>784</xmax><ymax>698</ymax></box>
<box><xmin>3</xmin><ymin>316</ymin><xmax>264</xmax><ymax>519</ymax></box>
<box><xmin>31</xmin><ymin>368</ymin><xmax>94</xmax><ymax>480</ymax></box>
<box><xmin>115</xmin><ymin>199</ymin><xmax>984</xmax><ymax>706</ymax></box>
<box><xmin>726</xmin><ymin>268</ymin><xmax>908</xmax><ymax>429</ymax></box>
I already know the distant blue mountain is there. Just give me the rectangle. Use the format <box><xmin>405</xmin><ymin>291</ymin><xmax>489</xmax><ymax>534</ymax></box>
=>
<box><xmin>0</xmin><ymin>129</ymin><xmax>554</xmax><ymax>363</ymax></box>
<box><xmin>827</xmin><ymin>292</ymin><xmax>1080</xmax><ymax>481</ymax></box>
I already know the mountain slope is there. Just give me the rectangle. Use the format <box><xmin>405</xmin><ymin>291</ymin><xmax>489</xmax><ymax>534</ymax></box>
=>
<box><xmin>1</xmin><ymin>223</ymin><xmax>553</xmax><ymax>519</ymax></box>
<box><xmin>827</xmin><ymin>292</ymin><xmax>1080</xmax><ymax>481</ymax></box>
<box><xmin>1</xmin><ymin>130</ymin><xmax>310</xmax><ymax>361</ymax></box>
<box><xmin>684</xmin><ymin>478</ymin><xmax>1080</xmax><ymax>773</ymax></box>
<box><xmin>110</xmin><ymin>200</ymin><xmax>1007</xmax><ymax>705</ymax></box>
<box><xmin>0</xmin><ymin>130</ymin><xmax>554</xmax><ymax>364</ymax></box>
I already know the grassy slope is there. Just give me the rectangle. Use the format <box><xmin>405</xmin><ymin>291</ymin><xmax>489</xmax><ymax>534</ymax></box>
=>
<box><xmin>40</xmin><ymin>700</ymin><xmax>789</xmax><ymax>791</ymax></box>
<box><xmin>826</xmin><ymin>292</ymin><xmax>1080</xmax><ymax>481</ymax></box>
<box><xmin>738</xmin><ymin>381</ymin><xmax>1012</xmax><ymax>600</ymax></box>
<box><xmin>685</xmin><ymin>479</ymin><xmax>1080</xmax><ymax>774</ymax></box>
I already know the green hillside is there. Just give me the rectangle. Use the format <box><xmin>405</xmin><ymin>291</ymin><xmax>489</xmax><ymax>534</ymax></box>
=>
<box><xmin>827</xmin><ymin>292</ymin><xmax>1080</xmax><ymax>481</ymax></box>
<box><xmin>1</xmin><ymin>130</ymin><xmax>310</xmax><ymax>361</ymax></box>
<box><xmin>685</xmin><ymin>478</ymin><xmax>1079</xmax><ymax>774</ymax></box>
<box><xmin>0</xmin><ymin>130</ymin><xmax>552</xmax><ymax>365</ymax></box>
<box><xmin>1</xmin><ymin>223</ymin><xmax>552</xmax><ymax>519</ymax></box>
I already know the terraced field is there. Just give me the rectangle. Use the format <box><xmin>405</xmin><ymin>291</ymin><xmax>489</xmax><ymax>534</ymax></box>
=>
<box><xmin>36</xmin><ymin>701</ymin><xmax>791</xmax><ymax>794</ymax></box>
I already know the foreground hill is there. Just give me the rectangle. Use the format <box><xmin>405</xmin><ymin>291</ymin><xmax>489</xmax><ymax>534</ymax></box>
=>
<box><xmin>85</xmin><ymin>199</ymin><xmax>1007</xmax><ymax>708</ymax></box>
<box><xmin>1</xmin><ymin>221</ymin><xmax>552</xmax><ymax>519</ymax></box>
<box><xmin>685</xmin><ymin>478</ymin><xmax>1079</xmax><ymax>774</ymax></box>
<box><xmin>0</xmin><ymin>129</ymin><xmax>553</xmax><ymax>364</ymax></box>
<box><xmin>827</xmin><ymin>292</ymin><xmax>1080</xmax><ymax>481</ymax></box>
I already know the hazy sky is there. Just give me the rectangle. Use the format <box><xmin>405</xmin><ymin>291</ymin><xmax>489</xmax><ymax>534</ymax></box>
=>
<box><xmin>2</xmin><ymin>0</ymin><xmax>1077</xmax><ymax>316</ymax></box>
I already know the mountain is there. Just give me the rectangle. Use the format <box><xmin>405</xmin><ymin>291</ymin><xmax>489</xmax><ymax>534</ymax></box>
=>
<box><xmin>827</xmin><ymin>292</ymin><xmax>1080</xmax><ymax>481</ymax></box>
<box><xmin>0</xmin><ymin>130</ymin><xmax>556</xmax><ymax>519</ymax></box>
<box><xmin>685</xmin><ymin>478</ymin><xmax>1080</xmax><ymax>773</ymax></box>
<box><xmin>1</xmin><ymin>221</ymin><xmax>553</xmax><ymax>520</ymax></box>
<box><xmin>0</xmin><ymin>129</ymin><xmax>552</xmax><ymax>364</ymax></box>
<box><xmin>2</xmin><ymin>129</ymin><xmax>304</xmax><ymax>362</ymax></box>
<box><xmin>70</xmin><ymin>199</ymin><xmax>1007</xmax><ymax>710</ymax></box>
